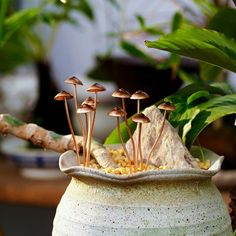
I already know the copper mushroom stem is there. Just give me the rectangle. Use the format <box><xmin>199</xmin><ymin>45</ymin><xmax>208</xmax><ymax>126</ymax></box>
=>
<box><xmin>86</xmin><ymin>83</ymin><xmax>106</xmax><ymax>166</ymax></box>
<box><xmin>81</xmin><ymin>97</ymin><xmax>96</xmax><ymax>165</ymax></box>
<box><xmin>108</xmin><ymin>107</ymin><xmax>132</xmax><ymax>173</ymax></box>
<box><xmin>55</xmin><ymin>91</ymin><xmax>80</xmax><ymax>165</ymax></box>
<box><xmin>145</xmin><ymin>102</ymin><xmax>176</xmax><ymax>170</ymax></box>
<box><xmin>130</xmin><ymin>90</ymin><xmax>149</xmax><ymax>171</ymax></box>
<box><xmin>77</xmin><ymin>104</ymin><xmax>94</xmax><ymax>167</ymax></box>
<box><xmin>112</xmin><ymin>88</ymin><xmax>134</xmax><ymax>165</ymax></box>
<box><xmin>132</xmin><ymin>113</ymin><xmax>150</xmax><ymax>171</ymax></box>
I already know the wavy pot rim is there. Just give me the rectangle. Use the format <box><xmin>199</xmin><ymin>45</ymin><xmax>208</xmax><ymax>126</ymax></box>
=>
<box><xmin>59</xmin><ymin>146</ymin><xmax>223</xmax><ymax>184</ymax></box>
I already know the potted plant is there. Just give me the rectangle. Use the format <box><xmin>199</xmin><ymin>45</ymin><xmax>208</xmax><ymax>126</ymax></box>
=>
<box><xmin>0</xmin><ymin>82</ymin><xmax>233</xmax><ymax>234</ymax></box>
<box><xmin>0</xmin><ymin>0</ymin><xmax>235</xmax><ymax>234</ymax></box>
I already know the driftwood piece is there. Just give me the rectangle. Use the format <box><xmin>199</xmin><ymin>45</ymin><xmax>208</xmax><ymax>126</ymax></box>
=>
<box><xmin>0</xmin><ymin>114</ymin><xmax>117</xmax><ymax>168</ymax></box>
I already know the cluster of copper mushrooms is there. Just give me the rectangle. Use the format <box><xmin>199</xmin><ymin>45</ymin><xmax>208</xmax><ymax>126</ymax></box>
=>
<box><xmin>55</xmin><ymin>76</ymin><xmax>175</xmax><ymax>173</ymax></box>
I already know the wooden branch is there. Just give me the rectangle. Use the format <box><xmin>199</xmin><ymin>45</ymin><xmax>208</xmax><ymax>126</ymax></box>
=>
<box><xmin>0</xmin><ymin>114</ymin><xmax>117</xmax><ymax>168</ymax></box>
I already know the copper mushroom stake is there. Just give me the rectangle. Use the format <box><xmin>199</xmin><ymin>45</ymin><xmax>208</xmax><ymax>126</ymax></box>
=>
<box><xmin>145</xmin><ymin>102</ymin><xmax>176</xmax><ymax>170</ymax></box>
<box><xmin>77</xmin><ymin>104</ymin><xmax>94</xmax><ymax>166</ymax></box>
<box><xmin>132</xmin><ymin>113</ymin><xmax>150</xmax><ymax>171</ymax></box>
<box><xmin>108</xmin><ymin>107</ymin><xmax>132</xmax><ymax>172</ymax></box>
<box><xmin>54</xmin><ymin>91</ymin><xmax>80</xmax><ymax>165</ymax></box>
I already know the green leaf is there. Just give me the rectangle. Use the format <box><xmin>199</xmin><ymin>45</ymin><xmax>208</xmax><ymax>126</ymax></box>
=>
<box><xmin>136</xmin><ymin>14</ymin><xmax>145</xmax><ymax>28</ymax></box>
<box><xmin>165</xmin><ymin>83</ymin><xmax>226</xmax><ymax>103</ymax></box>
<box><xmin>177</xmin><ymin>69</ymin><xmax>199</xmax><ymax>84</ymax></box>
<box><xmin>160</xmin><ymin>83</ymin><xmax>228</xmax><ymax>144</ymax></box>
<box><xmin>104</xmin><ymin>118</ymin><xmax>136</xmax><ymax>144</ymax></box>
<box><xmin>187</xmin><ymin>90</ymin><xmax>210</xmax><ymax>105</ymax></box>
<box><xmin>199</xmin><ymin>62</ymin><xmax>223</xmax><ymax>83</ymax></box>
<box><xmin>192</xmin><ymin>0</ymin><xmax>217</xmax><ymax>19</ymax></box>
<box><xmin>0</xmin><ymin>37</ymin><xmax>33</xmax><ymax>72</ymax></box>
<box><xmin>210</xmin><ymin>82</ymin><xmax>233</xmax><ymax>95</ymax></box>
<box><xmin>2</xmin><ymin>8</ymin><xmax>40</xmax><ymax>45</ymax></box>
<box><xmin>0</xmin><ymin>0</ymin><xmax>9</xmax><ymax>40</ymax></box>
<box><xmin>145</xmin><ymin>27</ymin><xmax>236</xmax><ymax>73</ymax></box>
<box><xmin>171</xmin><ymin>12</ymin><xmax>183</xmax><ymax>32</ymax></box>
<box><xmin>184</xmin><ymin>94</ymin><xmax>236</xmax><ymax>147</ymax></box>
<box><xmin>208</xmin><ymin>8</ymin><xmax>236</xmax><ymax>40</ymax></box>
<box><xmin>104</xmin><ymin>0</ymin><xmax>119</xmax><ymax>8</ymax></box>
<box><xmin>77</xmin><ymin>0</ymin><xmax>94</xmax><ymax>21</ymax></box>
<box><xmin>120</xmin><ymin>40</ymin><xmax>157</xmax><ymax>67</ymax></box>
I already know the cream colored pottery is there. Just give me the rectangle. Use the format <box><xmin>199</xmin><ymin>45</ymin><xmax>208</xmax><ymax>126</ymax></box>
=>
<box><xmin>52</xmin><ymin>147</ymin><xmax>232</xmax><ymax>236</ymax></box>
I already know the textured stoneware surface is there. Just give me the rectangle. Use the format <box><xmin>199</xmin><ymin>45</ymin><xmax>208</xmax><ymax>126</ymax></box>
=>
<box><xmin>52</xmin><ymin>147</ymin><xmax>232</xmax><ymax>236</ymax></box>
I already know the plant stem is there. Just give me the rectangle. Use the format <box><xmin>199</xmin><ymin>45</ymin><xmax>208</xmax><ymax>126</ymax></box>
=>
<box><xmin>64</xmin><ymin>99</ymin><xmax>80</xmax><ymax>165</ymax></box>
<box><xmin>145</xmin><ymin>110</ymin><xmax>167</xmax><ymax>170</ymax></box>
<box><xmin>45</xmin><ymin>22</ymin><xmax>59</xmax><ymax>59</ymax></box>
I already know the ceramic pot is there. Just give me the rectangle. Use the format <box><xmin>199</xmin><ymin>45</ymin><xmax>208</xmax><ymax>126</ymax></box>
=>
<box><xmin>52</xmin><ymin>147</ymin><xmax>232</xmax><ymax>236</ymax></box>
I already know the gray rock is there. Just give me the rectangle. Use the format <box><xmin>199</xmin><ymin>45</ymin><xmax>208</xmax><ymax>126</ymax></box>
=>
<box><xmin>126</xmin><ymin>106</ymin><xmax>199</xmax><ymax>169</ymax></box>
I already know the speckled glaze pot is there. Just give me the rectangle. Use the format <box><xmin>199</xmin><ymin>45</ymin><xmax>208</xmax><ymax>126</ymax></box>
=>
<box><xmin>52</xmin><ymin>147</ymin><xmax>232</xmax><ymax>236</ymax></box>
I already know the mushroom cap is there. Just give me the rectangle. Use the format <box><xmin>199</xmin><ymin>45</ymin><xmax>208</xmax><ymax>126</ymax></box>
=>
<box><xmin>54</xmin><ymin>90</ymin><xmax>73</xmax><ymax>101</ymax></box>
<box><xmin>108</xmin><ymin>107</ymin><xmax>126</xmax><ymax>117</ymax></box>
<box><xmin>87</xmin><ymin>83</ymin><xmax>106</xmax><ymax>93</ymax></box>
<box><xmin>112</xmin><ymin>88</ymin><xmax>131</xmax><ymax>99</ymax></box>
<box><xmin>130</xmin><ymin>90</ymin><xmax>149</xmax><ymax>100</ymax></box>
<box><xmin>64</xmin><ymin>76</ymin><xmax>83</xmax><ymax>86</ymax></box>
<box><xmin>77</xmin><ymin>104</ymin><xmax>94</xmax><ymax>114</ymax></box>
<box><xmin>158</xmin><ymin>102</ymin><xmax>176</xmax><ymax>111</ymax></box>
<box><xmin>82</xmin><ymin>97</ymin><xmax>96</xmax><ymax>107</ymax></box>
<box><xmin>132</xmin><ymin>113</ymin><xmax>150</xmax><ymax>123</ymax></box>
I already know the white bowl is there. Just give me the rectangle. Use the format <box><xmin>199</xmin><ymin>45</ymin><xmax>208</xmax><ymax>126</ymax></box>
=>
<box><xmin>1</xmin><ymin>137</ymin><xmax>63</xmax><ymax>179</ymax></box>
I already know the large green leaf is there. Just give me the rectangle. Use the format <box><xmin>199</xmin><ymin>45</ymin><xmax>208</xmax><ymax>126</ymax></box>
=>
<box><xmin>145</xmin><ymin>28</ymin><xmax>236</xmax><ymax>73</ymax></box>
<box><xmin>173</xmin><ymin>94</ymin><xmax>236</xmax><ymax>147</ymax></box>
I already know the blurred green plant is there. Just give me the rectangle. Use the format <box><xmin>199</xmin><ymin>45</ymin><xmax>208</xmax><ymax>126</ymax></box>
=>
<box><xmin>0</xmin><ymin>0</ymin><xmax>115</xmax><ymax>73</ymax></box>
<box><xmin>0</xmin><ymin>0</ymin><xmax>116</xmax><ymax>135</ymax></box>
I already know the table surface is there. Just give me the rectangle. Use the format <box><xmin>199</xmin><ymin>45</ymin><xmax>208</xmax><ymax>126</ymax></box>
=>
<box><xmin>0</xmin><ymin>160</ymin><xmax>70</xmax><ymax>207</ymax></box>
<box><xmin>0</xmin><ymin>160</ymin><xmax>232</xmax><ymax>208</ymax></box>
